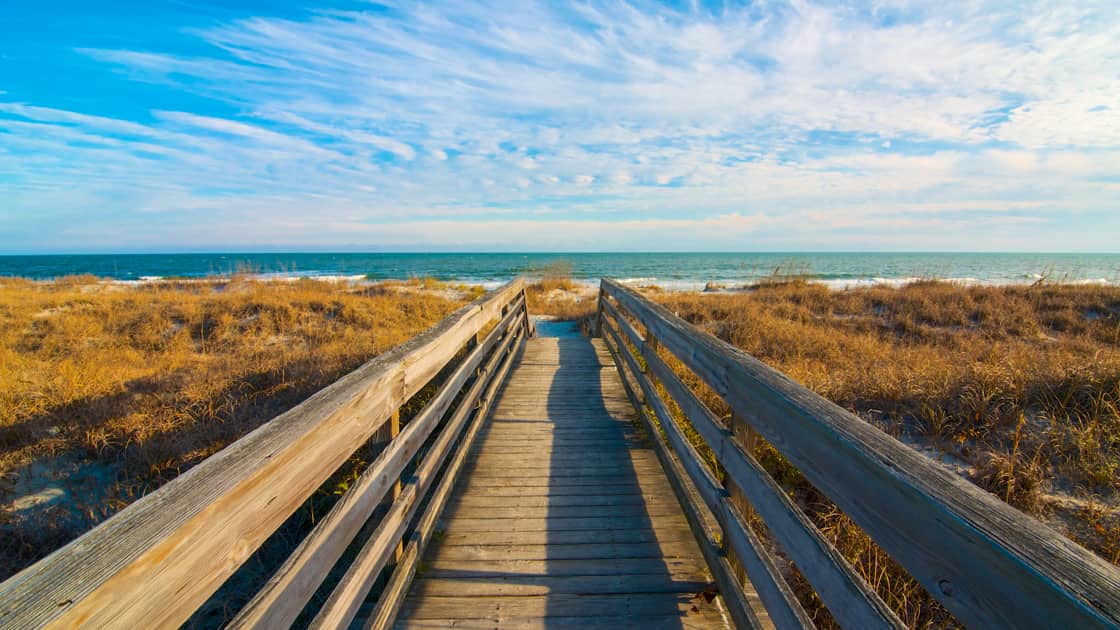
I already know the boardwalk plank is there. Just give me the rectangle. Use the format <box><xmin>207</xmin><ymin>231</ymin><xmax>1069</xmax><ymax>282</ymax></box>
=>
<box><xmin>435</xmin><ymin>516</ymin><xmax>694</xmax><ymax>533</ymax></box>
<box><xmin>393</xmin><ymin>322</ymin><xmax>731</xmax><ymax>629</ymax></box>
<box><xmin>409</xmin><ymin>574</ymin><xmax>713</xmax><ymax>596</ymax></box>
<box><xmin>444</xmin><ymin>504</ymin><xmax>693</xmax><ymax>520</ymax></box>
<box><xmin>398</xmin><ymin>593</ymin><xmax>726</xmax><ymax>624</ymax></box>
<box><xmin>428</xmin><ymin>541</ymin><xmax>708</xmax><ymax>561</ymax></box>
<box><xmin>395</xmin><ymin>616</ymin><xmax>719</xmax><ymax>629</ymax></box>
<box><xmin>451</xmin><ymin>482</ymin><xmax>648</xmax><ymax>497</ymax></box>
<box><xmin>453</xmin><ymin>493</ymin><xmax>668</xmax><ymax>508</ymax></box>
<box><xmin>423</xmin><ymin>557</ymin><xmax>705</xmax><ymax>578</ymax></box>
<box><xmin>437</xmin><ymin>529</ymin><xmax>697</xmax><ymax>547</ymax></box>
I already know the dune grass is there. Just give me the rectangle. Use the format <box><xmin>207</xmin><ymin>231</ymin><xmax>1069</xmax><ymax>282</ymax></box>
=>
<box><xmin>525</xmin><ymin>282</ymin><xmax>595</xmax><ymax>321</ymax></box>
<box><xmin>0</xmin><ymin>276</ymin><xmax>474</xmax><ymax>580</ymax></box>
<box><xmin>648</xmin><ymin>280</ymin><xmax>1120</xmax><ymax>627</ymax></box>
<box><xmin>5</xmin><ymin>270</ymin><xmax>1117</xmax><ymax>626</ymax></box>
<box><xmin>524</xmin><ymin>260</ymin><xmax>597</xmax><ymax>321</ymax></box>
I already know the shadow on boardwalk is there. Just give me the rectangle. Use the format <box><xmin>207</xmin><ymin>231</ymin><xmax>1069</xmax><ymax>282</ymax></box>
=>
<box><xmin>393</xmin><ymin>318</ymin><xmax>728</xmax><ymax>628</ymax></box>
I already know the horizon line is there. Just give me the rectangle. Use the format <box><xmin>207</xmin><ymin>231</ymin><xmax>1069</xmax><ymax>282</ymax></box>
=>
<box><xmin>3</xmin><ymin>250</ymin><xmax>1120</xmax><ymax>257</ymax></box>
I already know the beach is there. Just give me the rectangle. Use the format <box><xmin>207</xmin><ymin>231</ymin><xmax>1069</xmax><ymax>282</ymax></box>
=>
<box><xmin>3</xmin><ymin>252</ymin><xmax>1119</xmax><ymax>290</ymax></box>
<box><xmin>1</xmin><ymin>271</ymin><xmax>1117</xmax><ymax>626</ymax></box>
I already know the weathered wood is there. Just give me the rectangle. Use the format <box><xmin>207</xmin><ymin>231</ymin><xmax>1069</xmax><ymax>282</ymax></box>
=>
<box><xmin>313</xmin><ymin>323</ymin><xmax>525</xmax><ymax>629</ymax></box>
<box><xmin>464</xmin><ymin>446</ymin><xmax>641</xmax><ymax>458</ymax></box>
<box><xmin>395</xmin><ymin>615</ymin><xmax>719</xmax><ymax>630</ymax></box>
<box><xmin>395</xmin><ymin>326</ymin><xmax>731</xmax><ymax>629</ymax></box>
<box><xmin>462</xmin><ymin>464</ymin><xmax>669</xmax><ymax>477</ymax></box>
<box><xmin>408</xmin><ymin>573</ymin><xmax>713</xmax><ymax>597</ymax></box>
<box><xmin>467</xmin><ymin>450</ymin><xmax>661</xmax><ymax>464</ymax></box>
<box><xmin>603</xmin><ymin>279</ymin><xmax>1120</xmax><ymax>629</ymax></box>
<box><xmin>0</xmin><ymin>279</ymin><xmax>525</xmax><ymax>630</ymax></box>
<box><xmin>467</xmin><ymin>450</ymin><xmax>663</xmax><ymax>463</ymax></box>
<box><xmin>724</xmin><ymin>413</ymin><xmax>752</xmax><ymax>596</ymax></box>
<box><xmin>445</xmin><ymin>503</ymin><xmax>691</xmax><ymax>519</ymax></box>
<box><xmin>436</xmin><ymin>529</ymin><xmax>696</xmax><ymax>547</ymax></box>
<box><xmin>519</xmin><ymin>288</ymin><xmax>533</xmax><ymax>338</ymax></box>
<box><xmin>604</xmin><ymin>317</ymin><xmax>806</xmax><ymax>630</ymax></box>
<box><xmin>601</xmin><ymin>324</ymin><xmax>766</xmax><ymax>630</ymax></box>
<box><xmin>465</xmin><ymin>438</ymin><xmax>639</xmax><ymax>449</ymax></box>
<box><xmin>452</xmin><ymin>480</ymin><xmax>649</xmax><ymax>496</ymax></box>
<box><xmin>422</xmin><ymin>515</ymin><xmax>699</xmax><ymax>533</ymax></box>
<box><xmin>364</xmin><ymin>330</ymin><xmax>524</xmax><ymax>630</ymax></box>
<box><xmin>397</xmin><ymin>593</ymin><xmax>727</xmax><ymax>624</ymax></box>
<box><xmin>365</xmin><ymin>531</ymin><xmax>422</xmax><ymax>630</ymax></box>
<box><xmin>315</xmin><ymin>470</ymin><xmax>420</xmax><ymax>628</ymax></box>
<box><xmin>604</xmin><ymin>295</ymin><xmax>902</xmax><ymax>629</ymax></box>
<box><xmin>456</xmin><ymin>474</ymin><xmax>658</xmax><ymax>486</ymax></box>
<box><xmin>422</xmin><ymin>557</ymin><xmax>708</xmax><ymax>578</ymax></box>
<box><xmin>428</xmin><ymin>541</ymin><xmax>708</xmax><ymax>562</ymax></box>
<box><xmin>233</xmin><ymin>301</ymin><xmax>524</xmax><ymax>629</ymax></box>
<box><xmin>386</xmin><ymin>409</ymin><xmax>403</xmax><ymax>563</ymax></box>
<box><xmin>453</xmin><ymin>493</ymin><xmax>678</xmax><ymax>508</ymax></box>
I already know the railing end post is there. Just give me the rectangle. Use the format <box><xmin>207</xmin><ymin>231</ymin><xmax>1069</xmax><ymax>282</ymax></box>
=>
<box><xmin>595</xmin><ymin>279</ymin><xmax>605</xmax><ymax>339</ymax></box>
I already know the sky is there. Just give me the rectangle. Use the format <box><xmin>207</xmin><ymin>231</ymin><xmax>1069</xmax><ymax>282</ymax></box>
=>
<box><xmin>0</xmin><ymin>0</ymin><xmax>1117</xmax><ymax>253</ymax></box>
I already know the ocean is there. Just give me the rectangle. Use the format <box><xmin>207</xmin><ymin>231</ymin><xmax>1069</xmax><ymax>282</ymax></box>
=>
<box><xmin>1</xmin><ymin>252</ymin><xmax>1118</xmax><ymax>290</ymax></box>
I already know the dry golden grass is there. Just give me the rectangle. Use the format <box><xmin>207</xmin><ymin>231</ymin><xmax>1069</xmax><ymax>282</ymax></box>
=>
<box><xmin>0</xmin><ymin>276</ymin><xmax>473</xmax><ymax>580</ymax></box>
<box><xmin>524</xmin><ymin>261</ymin><xmax>596</xmax><ymax>322</ymax></box>
<box><xmin>525</xmin><ymin>282</ymin><xmax>596</xmax><ymax>321</ymax></box>
<box><xmin>649</xmin><ymin>280</ymin><xmax>1120</xmax><ymax>627</ymax></box>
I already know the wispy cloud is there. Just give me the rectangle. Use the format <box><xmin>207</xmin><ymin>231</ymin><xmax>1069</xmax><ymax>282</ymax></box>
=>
<box><xmin>0</xmin><ymin>0</ymin><xmax>1118</xmax><ymax>252</ymax></box>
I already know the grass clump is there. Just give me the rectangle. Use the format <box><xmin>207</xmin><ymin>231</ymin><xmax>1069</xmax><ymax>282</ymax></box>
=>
<box><xmin>525</xmin><ymin>260</ymin><xmax>595</xmax><ymax>322</ymax></box>
<box><xmin>0</xmin><ymin>277</ymin><xmax>470</xmax><ymax>580</ymax></box>
<box><xmin>535</xmin><ymin>260</ymin><xmax>577</xmax><ymax>292</ymax></box>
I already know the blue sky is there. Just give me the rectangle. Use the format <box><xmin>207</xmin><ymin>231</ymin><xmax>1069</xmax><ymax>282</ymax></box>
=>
<box><xmin>1</xmin><ymin>0</ymin><xmax>1117</xmax><ymax>253</ymax></box>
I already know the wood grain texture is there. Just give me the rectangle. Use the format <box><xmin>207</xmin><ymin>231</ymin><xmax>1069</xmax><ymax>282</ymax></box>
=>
<box><xmin>233</xmin><ymin>301</ymin><xmax>524</xmax><ymax>629</ymax></box>
<box><xmin>393</xmin><ymin>322</ymin><xmax>732</xmax><ymax>629</ymax></box>
<box><xmin>602</xmin><ymin>317</ymin><xmax>796</xmax><ymax>630</ymax></box>
<box><xmin>400</xmin><ymin>593</ymin><xmax>723</xmax><ymax>621</ymax></box>
<box><xmin>365</xmin><ymin>324</ymin><xmax>525</xmax><ymax>630</ymax></box>
<box><xmin>600</xmin><ymin>320</ymin><xmax>773</xmax><ymax>630</ymax></box>
<box><xmin>395</xmin><ymin>615</ymin><xmax>719</xmax><ymax>629</ymax></box>
<box><xmin>602</xmin><ymin>279</ymin><xmax>1120</xmax><ymax>629</ymax></box>
<box><xmin>0</xmin><ymin>279</ymin><xmax>524</xmax><ymax>630</ymax></box>
<box><xmin>602</xmin><ymin>296</ymin><xmax>902</xmax><ymax>630</ymax></box>
<box><xmin>314</xmin><ymin>322</ymin><xmax>526</xmax><ymax>629</ymax></box>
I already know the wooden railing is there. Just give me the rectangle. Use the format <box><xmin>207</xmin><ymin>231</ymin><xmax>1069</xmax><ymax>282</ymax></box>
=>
<box><xmin>0</xmin><ymin>279</ymin><xmax>530</xmax><ymax>630</ymax></box>
<box><xmin>5</xmin><ymin>276</ymin><xmax>1119</xmax><ymax>630</ymax></box>
<box><xmin>597</xmin><ymin>279</ymin><xmax>1120</xmax><ymax>630</ymax></box>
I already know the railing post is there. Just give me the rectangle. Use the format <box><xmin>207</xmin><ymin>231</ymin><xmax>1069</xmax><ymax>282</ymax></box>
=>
<box><xmin>647</xmin><ymin>331</ymin><xmax>760</xmax><ymax>593</ymax></box>
<box><xmin>595</xmin><ymin>282</ymin><xmax>605</xmax><ymax>338</ymax></box>
<box><xmin>473</xmin><ymin>331</ymin><xmax>484</xmax><ymax>378</ymax></box>
<box><xmin>724</xmin><ymin>412</ymin><xmax>757</xmax><ymax>585</ymax></box>
<box><xmin>385</xmin><ymin>409</ymin><xmax>403</xmax><ymax>563</ymax></box>
<box><xmin>367</xmin><ymin>406</ymin><xmax>404</xmax><ymax>563</ymax></box>
<box><xmin>645</xmin><ymin>336</ymin><xmax>659</xmax><ymax>370</ymax></box>
<box><xmin>520</xmin><ymin>287</ymin><xmax>532</xmax><ymax>338</ymax></box>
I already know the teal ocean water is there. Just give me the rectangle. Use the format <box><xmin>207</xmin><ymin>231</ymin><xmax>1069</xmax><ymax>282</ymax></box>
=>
<box><xmin>1</xmin><ymin>253</ymin><xmax>1118</xmax><ymax>289</ymax></box>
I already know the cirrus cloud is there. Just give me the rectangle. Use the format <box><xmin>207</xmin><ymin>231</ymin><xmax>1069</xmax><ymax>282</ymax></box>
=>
<box><xmin>0</xmin><ymin>0</ymin><xmax>1117</xmax><ymax>252</ymax></box>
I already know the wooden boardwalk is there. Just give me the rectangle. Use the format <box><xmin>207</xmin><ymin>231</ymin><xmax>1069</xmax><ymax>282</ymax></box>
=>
<box><xmin>395</xmin><ymin>320</ymin><xmax>731</xmax><ymax>628</ymax></box>
<box><xmin>6</xmin><ymin>280</ymin><xmax>1118</xmax><ymax>629</ymax></box>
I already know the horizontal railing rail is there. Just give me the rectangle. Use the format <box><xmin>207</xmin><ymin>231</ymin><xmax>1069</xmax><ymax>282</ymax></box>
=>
<box><xmin>598</xmin><ymin>278</ymin><xmax>1120</xmax><ymax>630</ymax></box>
<box><xmin>0</xmin><ymin>278</ymin><xmax>530</xmax><ymax>629</ymax></box>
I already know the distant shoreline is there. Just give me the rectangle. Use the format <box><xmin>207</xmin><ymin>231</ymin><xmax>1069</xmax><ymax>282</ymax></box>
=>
<box><xmin>1</xmin><ymin>251</ymin><xmax>1118</xmax><ymax>288</ymax></box>
<box><xmin>4</xmin><ymin>272</ymin><xmax>1119</xmax><ymax>292</ymax></box>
